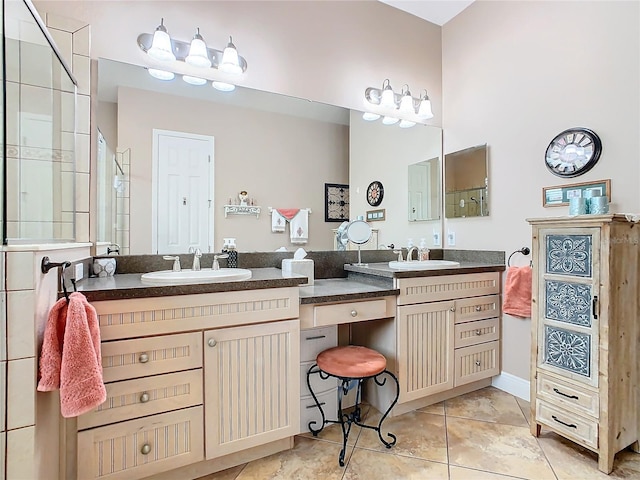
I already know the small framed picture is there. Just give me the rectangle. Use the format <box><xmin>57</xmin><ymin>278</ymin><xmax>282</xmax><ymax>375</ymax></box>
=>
<box><xmin>542</xmin><ymin>179</ymin><xmax>611</xmax><ymax>207</ymax></box>
<box><xmin>366</xmin><ymin>208</ymin><xmax>386</xmax><ymax>222</ymax></box>
<box><xmin>324</xmin><ymin>183</ymin><xmax>349</xmax><ymax>222</ymax></box>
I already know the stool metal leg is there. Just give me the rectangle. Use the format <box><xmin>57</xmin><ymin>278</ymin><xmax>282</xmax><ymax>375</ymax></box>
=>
<box><xmin>337</xmin><ymin>379</ymin><xmax>351</xmax><ymax>467</ymax></box>
<box><xmin>306</xmin><ymin>364</ymin><xmax>328</xmax><ymax>436</ymax></box>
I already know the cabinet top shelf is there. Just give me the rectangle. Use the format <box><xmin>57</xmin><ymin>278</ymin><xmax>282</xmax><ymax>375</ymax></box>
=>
<box><xmin>527</xmin><ymin>214</ymin><xmax>636</xmax><ymax>226</ymax></box>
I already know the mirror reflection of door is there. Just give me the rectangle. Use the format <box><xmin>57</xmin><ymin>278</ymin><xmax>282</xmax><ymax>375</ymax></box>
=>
<box><xmin>444</xmin><ymin>144</ymin><xmax>489</xmax><ymax>218</ymax></box>
<box><xmin>408</xmin><ymin>157</ymin><xmax>440</xmax><ymax>222</ymax></box>
<box><xmin>153</xmin><ymin>130</ymin><xmax>214</xmax><ymax>254</ymax></box>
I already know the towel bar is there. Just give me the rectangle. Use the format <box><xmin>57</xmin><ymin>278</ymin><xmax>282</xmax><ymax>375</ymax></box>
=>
<box><xmin>507</xmin><ymin>247</ymin><xmax>531</xmax><ymax>267</ymax></box>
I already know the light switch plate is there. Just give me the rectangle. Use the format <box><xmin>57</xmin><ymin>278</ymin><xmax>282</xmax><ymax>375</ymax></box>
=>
<box><xmin>433</xmin><ymin>229</ymin><xmax>441</xmax><ymax>247</ymax></box>
<box><xmin>74</xmin><ymin>263</ymin><xmax>83</xmax><ymax>281</ymax></box>
<box><xmin>447</xmin><ymin>230</ymin><xmax>456</xmax><ymax>246</ymax></box>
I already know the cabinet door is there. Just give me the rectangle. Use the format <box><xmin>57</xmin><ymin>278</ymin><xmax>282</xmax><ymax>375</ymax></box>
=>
<box><xmin>204</xmin><ymin>320</ymin><xmax>300</xmax><ymax>459</ymax></box>
<box><xmin>397</xmin><ymin>300</ymin><xmax>455</xmax><ymax>403</ymax></box>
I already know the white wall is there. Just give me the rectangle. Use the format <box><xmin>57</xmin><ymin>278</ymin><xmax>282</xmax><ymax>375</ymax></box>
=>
<box><xmin>442</xmin><ymin>0</ymin><xmax>640</xmax><ymax>380</ymax></box>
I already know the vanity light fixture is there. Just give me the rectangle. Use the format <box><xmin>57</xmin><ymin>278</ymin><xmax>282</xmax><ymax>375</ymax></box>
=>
<box><xmin>362</xmin><ymin>79</ymin><xmax>434</xmax><ymax>127</ymax></box>
<box><xmin>138</xmin><ymin>19</ymin><xmax>247</xmax><ymax>91</ymax></box>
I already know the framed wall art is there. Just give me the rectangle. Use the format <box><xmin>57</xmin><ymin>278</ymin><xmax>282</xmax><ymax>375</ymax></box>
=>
<box><xmin>324</xmin><ymin>183</ymin><xmax>349</xmax><ymax>222</ymax></box>
<box><xmin>543</xmin><ymin>179</ymin><xmax>611</xmax><ymax>207</ymax></box>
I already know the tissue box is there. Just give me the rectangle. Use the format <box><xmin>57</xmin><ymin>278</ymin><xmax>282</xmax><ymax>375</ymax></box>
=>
<box><xmin>282</xmin><ymin>259</ymin><xmax>314</xmax><ymax>285</ymax></box>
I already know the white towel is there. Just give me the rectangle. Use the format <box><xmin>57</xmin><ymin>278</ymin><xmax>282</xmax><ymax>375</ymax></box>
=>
<box><xmin>271</xmin><ymin>210</ymin><xmax>286</xmax><ymax>233</ymax></box>
<box><xmin>290</xmin><ymin>209</ymin><xmax>309</xmax><ymax>244</ymax></box>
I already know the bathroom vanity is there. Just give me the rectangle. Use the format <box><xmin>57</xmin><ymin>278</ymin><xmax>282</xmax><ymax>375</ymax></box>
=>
<box><xmin>68</xmin><ymin>257</ymin><xmax>504</xmax><ymax>479</ymax></box>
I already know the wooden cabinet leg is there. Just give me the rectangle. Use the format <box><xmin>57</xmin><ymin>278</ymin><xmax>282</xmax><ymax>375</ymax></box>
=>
<box><xmin>598</xmin><ymin>451</ymin><xmax>614</xmax><ymax>475</ymax></box>
<box><xmin>630</xmin><ymin>440</ymin><xmax>640</xmax><ymax>453</ymax></box>
<box><xmin>531</xmin><ymin>423</ymin><xmax>541</xmax><ymax>437</ymax></box>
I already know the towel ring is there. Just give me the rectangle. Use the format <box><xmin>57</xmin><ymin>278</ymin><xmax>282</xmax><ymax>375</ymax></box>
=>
<box><xmin>507</xmin><ymin>247</ymin><xmax>531</xmax><ymax>267</ymax></box>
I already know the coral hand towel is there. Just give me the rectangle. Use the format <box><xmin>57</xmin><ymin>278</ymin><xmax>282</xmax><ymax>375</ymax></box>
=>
<box><xmin>38</xmin><ymin>292</ymin><xmax>107</xmax><ymax>417</ymax></box>
<box><xmin>502</xmin><ymin>266</ymin><xmax>532</xmax><ymax>318</ymax></box>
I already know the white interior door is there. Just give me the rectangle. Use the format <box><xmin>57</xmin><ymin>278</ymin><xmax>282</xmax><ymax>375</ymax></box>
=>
<box><xmin>154</xmin><ymin>130</ymin><xmax>214</xmax><ymax>254</ymax></box>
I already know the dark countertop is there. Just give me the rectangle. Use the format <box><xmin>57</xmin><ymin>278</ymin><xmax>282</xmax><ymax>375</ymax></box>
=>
<box><xmin>344</xmin><ymin>261</ymin><xmax>505</xmax><ymax>279</ymax></box>
<box><xmin>299</xmin><ymin>278</ymin><xmax>399</xmax><ymax>305</ymax></box>
<box><xmin>76</xmin><ymin>267</ymin><xmax>308</xmax><ymax>302</ymax></box>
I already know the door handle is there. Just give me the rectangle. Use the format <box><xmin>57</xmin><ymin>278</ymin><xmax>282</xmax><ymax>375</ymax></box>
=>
<box><xmin>592</xmin><ymin>296</ymin><xmax>598</xmax><ymax>319</ymax></box>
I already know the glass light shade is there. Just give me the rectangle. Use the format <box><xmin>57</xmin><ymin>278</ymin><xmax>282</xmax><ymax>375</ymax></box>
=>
<box><xmin>212</xmin><ymin>81</ymin><xmax>236</xmax><ymax>92</ymax></box>
<box><xmin>362</xmin><ymin>112</ymin><xmax>381</xmax><ymax>121</ymax></box>
<box><xmin>183</xmin><ymin>75</ymin><xmax>207</xmax><ymax>85</ymax></box>
<box><xmin>417</xmin><ymin>98</ymin><xmax>434</xmax><ymax>119</ymax></box>
<box><xmin>380</xmin><ymin>87</ymin><xmax>396</xmax><ymax>108</ymax></box>
<box><xmin>185</xmin><ymin>30</ymin><xmax>211</xmax><ymax>68</ymax></box>
<box><xmin>382</xmin><ymin>116</ymin><xmax>399</xmax><ymax>125</ymax></box>
<box><xmin>219</xmin><ymin>37</ymin><xmax>242</xmax><ymax>75</ymax></box>
<box><xmin>399</xmin><ymin>119</ymin><xmax>416</xmax><ymax>128</ymax></box>
<box><xmin>148</xmin><ymin>68</ymin><xmax>175</xmax><ymax>80</ymax></box>
<box><xmin>147</xmin><ymin>20</ymin><xmax>175</xmax><ymax>62</ymax></box>
<box><xmin>399</xmin><ymin>93</ymin><xmax>415</xmax><ymax>115</ymax></box>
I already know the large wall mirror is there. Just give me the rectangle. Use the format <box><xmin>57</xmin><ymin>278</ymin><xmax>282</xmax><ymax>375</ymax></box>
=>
<box><xmin>444</xmin><ymin>144</ymin><xmax>488</xmax><ymax>218</ymax></box>
<box><xmin>96</xmin><ymin>58</ymin><xmax>444</xmax><ymax>254</ymax></box>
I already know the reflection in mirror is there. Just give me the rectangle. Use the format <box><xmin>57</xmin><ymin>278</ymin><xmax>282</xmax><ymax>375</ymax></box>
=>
<box><xmin>408</xmin><ymin>157</ymin><xmax>440</xmax><ymax>222</ymax></box>
<box><xmin>444</xmin><ymin>144</ymin><xmax>489</xmax><ymax>218</ymax></box>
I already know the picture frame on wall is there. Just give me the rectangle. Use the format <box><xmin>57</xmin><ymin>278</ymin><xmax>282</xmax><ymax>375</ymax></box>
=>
<box><xmin>324</xmin><ymin>183</ymin><xmax>349</xmax><ymax>222</ymax></box>
<box><xmin>542</xmin><ymin>179</ymin><xmax>611</xmax><ymax>207</ymax></box>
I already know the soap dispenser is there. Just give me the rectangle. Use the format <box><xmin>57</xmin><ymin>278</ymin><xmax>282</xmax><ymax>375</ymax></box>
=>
<box><xmin>418</xmin><ymin>238</ymin><xmax>430</xmax><ymax>261</ymax></box>
<box><xmin>222</xmin><ymin>238</ymin><xmax>238</xmax><ymax>268</ymax></box>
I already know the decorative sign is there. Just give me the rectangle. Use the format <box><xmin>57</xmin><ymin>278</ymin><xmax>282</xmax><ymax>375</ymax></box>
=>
<box><xmin>543</xmin><ymin>179</ymin><xmax>611</xmax><ymax>207</ymax></box>
<box><xmin>366</xmin><ymin>208</ymin><xmax>386</xmax><ymax>222</ymax></box>
<box><xmin>324</xmin><ymin>183</ymin><xmax>349</xmax><ymax>222</ymax></box>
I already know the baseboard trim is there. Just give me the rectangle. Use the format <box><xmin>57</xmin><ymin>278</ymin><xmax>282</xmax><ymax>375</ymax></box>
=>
<box><xmin>492</xmin><ymin>371</ymin><xmax>530</xmax><ymax>401</ymax></box>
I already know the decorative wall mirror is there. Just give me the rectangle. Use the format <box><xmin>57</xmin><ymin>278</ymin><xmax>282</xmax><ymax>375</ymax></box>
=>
<box><xmin>444</xmin><ymin>144</ymin><xmax>489</xmax><ymax>218</ymax></box>
<box><xmin>408</xmin><ymin>157</ymin><xmax>440</xmax><ymax>222</ymax></box>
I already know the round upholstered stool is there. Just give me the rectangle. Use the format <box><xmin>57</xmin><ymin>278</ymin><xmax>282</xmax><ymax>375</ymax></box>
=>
<box><xmin>307</xmin><ymin>345</ymin><xmax>400</xmax><ymax>466</ymax></box>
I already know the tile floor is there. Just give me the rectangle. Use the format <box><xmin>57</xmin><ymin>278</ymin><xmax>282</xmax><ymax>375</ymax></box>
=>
<box><xmin>197</xmin><ymin>387</ymin><xmax>640</xmax><ymax>480</ymax></box>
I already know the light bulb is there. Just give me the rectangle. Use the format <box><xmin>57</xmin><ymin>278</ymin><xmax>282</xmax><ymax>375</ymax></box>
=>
<box><xmin>382</xmin><ymin>116</ymin><xmax>399</xmax><ymax>125</ymax></box>
<box><xmin>148</xmin><ymin>68</ymin><xmax>175</xmax><ymax>80</ymax></box>
<box><xmin>219</xmin><ymin>36</ymin><xmax>243</xmax><ymax>75</ymax></box>
<box><xmin>362</xmin><ymin>112</ymin><xmax>381</xmax><ymax>121</ymax></box>
<box><xmin>380</xmin><ymin>79</ymin><xmax>396</xmax><ymax>109</ymax></box>
<box><xmin>185</xmin><ymin>28</ymin><xmax>211</xmax><ymax>68</ymax></box>
<box><xmin>399</xmin><ymin>86</ymin><xmax>415</xmax><ymax>115</ymax></box>
<box><xmin>399</xmin><ymin>119</ymin><xmax>416</xmax><ymax>128</ymax></box>
<box><xmin>417</xmin><ymin>93</ymin><xmax>434</xmax><ymax>119</ymax></box>
<box><xmin>182</xmin><ymin>75</ymin><xmax>207</xmax><ymax>85</ymax></box>
<box><xmin>147</xmin><ymin>19</ymin><xmax>175</xmax><ymax>62</ymax></box>
<box><xmin>212</xmin><ymin>81</ymin><xmax>236</xmax><ymax>92</ymax></box>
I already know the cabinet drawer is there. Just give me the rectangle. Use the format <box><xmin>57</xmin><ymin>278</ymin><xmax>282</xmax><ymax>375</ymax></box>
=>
<box><xmin>454</xmin><ymin>341</ymin><xmax>499</xmax><ymax>387</ymax></box>
<box><xmin>300</xmin><ymin>326</ymin><xmax>337</xmax><ymax>362</ymax></box>
<box><xmin>300</xmin><ymin>389</ymin><xmax>338</xmax><ymax>435</ymax></box>
<box><xmin>536</xmin><ymin>400</ymin><xmax>598</xmax><ymax>449</ymax></box>
<box><xmin>77</xmin><ymin>406</ymin><xmax>204</xmax><ymax>480</ymax></box>
<box><xmin>101</xmin><ymin>332</ymin><xmax>202</xmax><ymax>383</ymax></box>
<box><xmin>314</xmin><ymin>299</ymin><xmax>389</xmax><ymax>326</ymax></box>
<box><xmin>301</xmin><ymin>361</ymin><xmax>338</xmax><ymax>398</ymax></box>
<box><xmin>454</xmin><ymin>318</ymin><xmax>499</xmax><ymax>348</ymax></box>
<box><xmin>78</xmin><ymin>370</ymin><xmax>203</xmax><ymax>430</ymax></box>
<box><xmin>397</xmin><ymin>272</ymin><xmax>500</xmax><ymax>305</ymax></box>
<box><xmin>455</xmin><ymin>295</ymin><xmax>500</xmax><ymax>324</ymax></box>
<box><xmin>537</xmin><ymin>372</ymin><xmax>599</xmax><ymax>418</ymax></box>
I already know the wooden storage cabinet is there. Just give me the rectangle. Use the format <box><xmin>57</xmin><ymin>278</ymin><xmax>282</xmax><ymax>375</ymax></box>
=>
<box><xmin>395</xmin><ymin>272</ymin><xmax>501</xmax><ymax>404</ymax></box>
<box><xmin>529</xmin><ymin>215</ymin><xmax>639</xmax><ymax>474</ymax></box>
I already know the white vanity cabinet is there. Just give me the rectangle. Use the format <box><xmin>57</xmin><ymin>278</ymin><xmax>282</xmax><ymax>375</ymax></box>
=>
<box><xmin>75</xmin><ymin>287</ymin><xmax>300</xmax><ymax>480</ymax></box>
<box><xmin>529</xmin><ymin>215</ymin><xmax>639</xmax><ymax>474</ymax></box>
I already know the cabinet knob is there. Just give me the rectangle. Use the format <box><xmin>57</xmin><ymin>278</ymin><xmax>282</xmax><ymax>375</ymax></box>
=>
<box><xmin>138</xmin><ymin>353</ymin><xmax>149</xmax><ymax>363</ymax></box>
<box><xmin>475</xmin><ymin>360</ymin><xmax>481</xmax><ymax>366</ymax></box>
<box><xmin>350</xmin><ymin>310</ymin><xmax>358</xmax><ymax>317</ymax></box>
<box><xmin>140</xmin><ymin>443</ymin><xmax>152</xmax><ymax>455</ymax></box>
<box><xmin>139</xmin><ymin>392</ymin><xmax>150</xmax><ymax>403</ymax></box>
<box><xmin>475</xmin><ymin>330</ymin><xmax>482</xmax><ymax>336</ymax></box>
<box><xmin>208</xmin><ymin>338</ymin><xmax>217</xmax><ymax>347</ymax></box>
<box><xmin>475</xmin><ymin>306</ymin><xmax>482</xmax><ymax>312</ymax></box>
<box><xmin>449</xmin><ymin>306</ymin><xmax>456</xmax><ymax>312</ymax></box>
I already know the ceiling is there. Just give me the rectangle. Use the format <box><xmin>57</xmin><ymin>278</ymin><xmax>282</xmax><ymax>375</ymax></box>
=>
<box><xmin>380</xmin><ymin>0</ymin><xmax>475</xmax><ymax>26</ymax></box>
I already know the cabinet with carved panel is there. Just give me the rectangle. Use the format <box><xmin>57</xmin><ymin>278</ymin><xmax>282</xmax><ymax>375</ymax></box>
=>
<box><xmin>528</xmin><ymin>215</ymin><xmax>639</xmax><ymax>474</ymax></box>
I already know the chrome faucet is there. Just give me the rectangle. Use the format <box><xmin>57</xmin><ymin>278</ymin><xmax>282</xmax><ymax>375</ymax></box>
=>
<box><xmin>407</xmin><ymin>246</ymin><xmax>419</xmax><ymax>262</ymax></box>
<box><xmin>189</xmin><ymin>247</ymin><xmax>202</xmax><ymax>271</ymax></box>
<box><xmin>212</xmin><ymin>253</ymin><xmax>228</xmax><ymax>271</ymax></box>
<box><xmin>107</xmin><ymin>243</ymin><xmax>120</xmax><ymax>255</ymax></box>
<box><xmin>162</xmin><ymin>255</ymin><xmax>181</xmax><ymax>271</ymax></box>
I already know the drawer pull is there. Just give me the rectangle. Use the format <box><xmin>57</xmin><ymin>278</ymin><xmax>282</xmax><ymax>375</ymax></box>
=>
<box><xmin>138</xmin><ymin>353</ymin><xmax>149</xmax><ymax>364</ymax></box>
<box><xmin>350</xmin><ymin>310</ymin><xmax>358</xmax><ymax>317</ymax></box>
<box><xmin>475</xmin><ymin>329</ymin><xmax>482</xmax><ymax>335</ymax></box>
<box><xmin>208</xmin><ymin>338</ymin><xmax>217</xmax><ymax>348</ymax></box>
<box><xmin>475</xmin><ymin>360</ymin><xmax>481</xmax><ymax>366</ymax></box>
<box><xmin>552</xmin><ymin>415</ymin><xmax>577</xmax><ymax>429</ymax></box>
<box><xmin>139</xmin><ymin>392</ymin><xmax>150</xmax><ymax>403</ymax></box>
<box><xmin>475</xmin><ymin>306</ymin><xmax>482</xmax><ymax>311</ymax></box>
<box><xmin>450</xmin><ymin>306</ymin><xmax>456</xmax><ymax>312</ymax></box>
<box><xmin>592</xmin><ymin>296</ymin><xmax>598</xmax><ymax>319</ymax></box>
<box><xmin>140</xmin><ymin>443</ymin><xmax>152</xmax><ymax>455</ymax></box>
<box><xmin>306</xmin><ymin>402</ymin><xmax>326</xmax><ymax>409</ymax></box>
<box><xmin>553</xmin><ymin>388</ymin><xmax>579</xmax><ymax>400</ymax></box>
<box><xmin>305</xmin><ymin>335</ymin><xmax>327</xmax><ymax>341</ymax></box>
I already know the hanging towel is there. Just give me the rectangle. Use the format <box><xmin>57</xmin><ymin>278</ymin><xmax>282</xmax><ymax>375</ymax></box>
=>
<box><xmin>271</xmin><ymin>210</ymin><xmax>286</xmax><ymax>233</ymax></box>
<box><xmin>290</xmin><ymin>209</ymin><xmax>309</xmax><ymax>244</ymax></box>
<box><xmin>37</xmin><ymin>292</ymin><xmax>107</xmax><ymax>418</ymax></box>
<box><xmin>503</xmin><ymin>266</ymin><xmax>533</xmax><ymax>318</ymax></box>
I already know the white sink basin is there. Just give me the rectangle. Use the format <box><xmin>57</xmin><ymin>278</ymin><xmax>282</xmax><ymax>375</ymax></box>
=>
<box><xmin>388</xmin><ymin>260</ymin><xmax>461</xmax><ymax>270</ymax></box>
<box><xmin>141</xmin><ymin>268</ymin><xmax>252</xmax><ymax>286</ymax></box>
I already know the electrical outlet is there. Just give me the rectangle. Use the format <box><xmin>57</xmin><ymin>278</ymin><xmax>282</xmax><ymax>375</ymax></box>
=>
<box><xmin>447</xmin><ymin>230</ymin><xmax>456</xmax><ymax>246</ymax></box>
<box><xmin>74</xmin><ymin>263</ymin><xmax>84</xmax><ymax>281</ymax></box>
<box><xmin>433</xmin><ymin>229</ymin><xmax>441</xmax><ymax>247</ymax></box>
